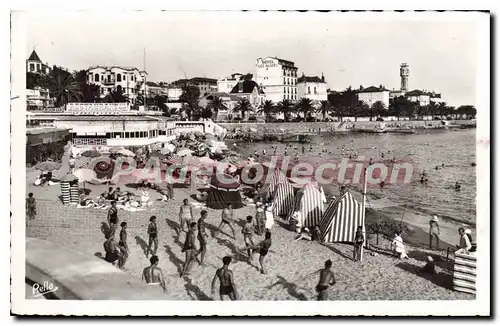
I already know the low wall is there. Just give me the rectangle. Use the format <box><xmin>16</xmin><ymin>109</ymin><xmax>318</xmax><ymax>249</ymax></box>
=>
<box><xmin>25</xmin><ymin>237</ymin><xmax>167</xmax><ymax>300</ymax></box>
<box><xmin>219</xmin><ymin>120</ymin><xmax>475</xmax><ymax>133</ymax></box>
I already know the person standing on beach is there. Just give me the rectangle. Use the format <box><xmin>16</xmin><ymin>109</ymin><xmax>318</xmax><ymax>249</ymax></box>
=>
<box><xmin>211</xmin><ymin>256</ymin><xmax>239</xmax><ymax>300</ymax></box>
<box><xmin>429</xmin><ymin>216</ymin><xmax>441</xmax><ymax>250</ymax></box>
<box><xmin>107</xmin><ymin>201</ymin><xmax>118</xmax><ymax>236</ymax></box>
<box><xmin>214</xmin><ymin>204</ymin><xmax>236</xmax><ymax>239</ymax></box>
<box><xmin>103</xmin><ymin>232</ymin><xmax>124</xmax><ymax>268</ymax></box>
<box><xmin>353</xmin><ymin>226</ymin><xmax>364</xmax><ymax>261</ymax></box>
<box><xmin>179</xmin><ymin>199</ymin><xmax>194</xmax><ymax>233</ymax></box>
<box><xmin>146</xmin><ymin>216</ymin><xmax>158</xmax><ymax>258</ymax></box>
<box><xmin>242</xmin><ymin>215</ymin><xmax>255</xmax><ymax>261</ymax></box>
<box><xmin>26</xmin><ymin>193</ymin><xmax>36</xmax><ymax>220</ymax></box>
<box><xmin>253</xmin><ymin>231</ymin><xmax>272</xmax><ymax>274</ymax></box>
<box><xmin>180</xmin><ymin>222</ymin><xmax>200</xmax><ymax>277</ymax></box>
<box><xmin>197</xmin><ymin>210</ymin><xmax>209</xmax><ymax>265</ymax></box>
<box><xmin>255</xmin><ymin>202</ymin><xmax>266</xmax><ymax>235</ymax></box>
<box><xmin>142</xmin><ymin>255</ymin><xmax>167</xmax><ymax>293</ymax></box>
<box><xmin>118</xmin><ymin>222</ymin><xmax>129</xmax><ymax>269</ymax></box>
<box><xmin>316</xmin><ymin>259</ymin><xmax>336</xmax><ymax>301</ymax></box>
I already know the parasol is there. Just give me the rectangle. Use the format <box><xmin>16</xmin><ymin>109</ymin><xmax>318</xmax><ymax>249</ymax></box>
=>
<box><xmin>117</xmin><ymin>148</ymin><xmax>136</xmax><ymax>157</ymax></box>
<box><xmin>81</xmin><ymin>150</ymin><xmax>101</xmax><ymax>158</ymax></box>
<box><xmin>34</xmin><ymin>161</ymin><xmax>61</xmax><ymax>172</ymax></box>
<box><xmin>59</xmin><ymin>173</ymin><xmax>79</xmax><ymax>183</ymax></box>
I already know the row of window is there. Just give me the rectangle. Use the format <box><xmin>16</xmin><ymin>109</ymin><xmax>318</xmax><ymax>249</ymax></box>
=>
<box><xmin>99</xmin><ymin>87</ymin><xmax>139</xmax><ymax>95</ymax></box>
<box><xmin>89</xmin><ymin>73</ymin><xmax>136</xmax><ymax>83</ymax></box>
<box><xmin>284</xmin><ymin>77</ymin><xmax>296</xmax><ymax>85</ymax></box>
<box><xmin>72</xmin><ymin>129</ymin><xmax>175</xmax><ymax>144</ymax></box>
<box><xmin>308</xmin><ymin>86</ymin><xmax>317</xmax><ymax>95</ymax></box>
<box><xmin>283</xmin><ymin>94</ymin><xmax>297</xmax><ymax>100</ymax></box>
<box><xmin>283</xmin><ymin>69</ymin><xmax>297</xmax><ymax>77</ymax></box>
<box><xmin>284</xmin><ymin>87</ymin><xmax>297</xmax><ymax>94</ymax></box>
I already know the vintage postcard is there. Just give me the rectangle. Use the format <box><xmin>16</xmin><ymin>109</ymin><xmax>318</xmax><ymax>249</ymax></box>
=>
<box><xmin>10</xmin><ymin>10</ymin><xmax>490</xmax><ymax>316</ymax></box>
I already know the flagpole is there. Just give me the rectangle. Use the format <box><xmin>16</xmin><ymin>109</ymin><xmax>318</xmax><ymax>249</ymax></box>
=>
<box><xmin>360</xmin><ymin>167</ymin><xmax>368</xmax><ymax>262</ymax></box>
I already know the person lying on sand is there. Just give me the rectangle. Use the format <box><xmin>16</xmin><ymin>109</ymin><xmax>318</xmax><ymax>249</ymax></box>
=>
<box><xmin>142</xmin><ymin>255</ymin><xmax>167</xmax><ymax>293</ymax></box>
<box><xmin>294</xmin><ymin>227</ymin><xmax>312</xmax><ymax>241</ymax></box>
<box><xmin>316</xmin><ymin>259</ymin><xmax>336</xmax><ymax>301</ymax></box>
<box><xmin>211</xmin><ymin>256</ymin><xmax>239</xmax><ymax>300</ymax></box>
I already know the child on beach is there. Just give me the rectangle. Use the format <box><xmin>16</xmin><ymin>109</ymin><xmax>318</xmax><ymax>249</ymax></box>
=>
<box><xmin>242</xmin><ymin>215</ymin><xmax>255</xmax><ymax>260</ymax></box>
<box><xmin>353</xmin><ymin>226</ymin><xmax>364</xmax><ymax>261</ymax></box>
<box><xmin>391</xmin><ymin>231</ymin><xmax>409</xmax><ymax>259</ymax></box>
<box><xmin>26</xmin><ymin>193</ymin><xmax>36</xmax><ymax>220</ymax></box>
<box><xmin>429</xmin><ymin>216</ymin><xmax>440</xmax><ymax>250</ymax></box>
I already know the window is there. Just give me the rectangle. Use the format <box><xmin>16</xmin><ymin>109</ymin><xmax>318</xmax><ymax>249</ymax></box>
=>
<box><xmin>125</xmin><ymin>132</ymin><xmax>130</xmax><ymax>138</ymax></box>
<box><xmin>117</xmin><ymin>74</ymin><xmax>121</xmax><ymax>82</ymax></box>
<box><xmin>95</xmin><ymin>74</ymin><xmax>100</xmax><ymax>82</ymax></box>
<box><xmin>29</xmin><ymin>63</ymin><xmax>35</xmax><ymax>72</ymax></box>
<box><xmin>284</xmin><ymin>87</ymin><xmax>286</xmax><ymax>93</ymax></box>
<box><xmin>314</xmin><ymin>87</ymin><xmax>317</xmax><ymax>94</ymax></box>
<box><xmin>308</xmin><ymin>86</ymin><xmax>311</xmax><ymax>94</ymax></box>
<box><xmin>131</xmin><ymin>75</ymin><xmax>134</xmax><ymax>81</ymax></box>
<box><xmin>135</xmin><ymin>132</ymin><xmax>140</xmax><ymax>138</ymax></box>
<box><xmin>108</xmin><ymin>88</ymin><xmax>112</xmax><ymax>93</ymax></box>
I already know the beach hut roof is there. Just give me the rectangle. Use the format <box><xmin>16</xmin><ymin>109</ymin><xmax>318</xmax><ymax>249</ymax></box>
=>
<box><xmin>320</xmin><ymin>191</ymin><xmax>364</xmax><ymax>243</ymax></box>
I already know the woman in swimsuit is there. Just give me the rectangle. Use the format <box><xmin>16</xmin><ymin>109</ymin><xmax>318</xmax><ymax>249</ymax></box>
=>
<box><xmin>146</xmin><ymin>216</ymin><xmax>158</xmax><ymax>258</ymax></box>
<box><xmin>179</xmin><ymin>199</ymin><xmax>194</xmax><ymax>233</ymax></box>
<box><xmin>107</xmin><ymin>201</ymin><xmax>118</xmax><ymax>237</ymax></box>
<box><xmin>429</xmin><ymin>216</ymin><xmax>440</xmax><ymax>250</ymax></box>
<box><xmin>211</xmin><ymin>256</ymin><xmax>239</xmax><ymax>300</ymax></box>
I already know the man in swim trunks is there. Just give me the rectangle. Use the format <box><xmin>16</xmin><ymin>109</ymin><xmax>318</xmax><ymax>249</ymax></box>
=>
<box><xmin>252</xmin><ymin>231</ymin><xmax>272</xmax><ymax>274</ymax></box>
<box><xmin>214</xmin><ymin>204</ymin><xmax>236</xmax><ymax>239</ymax></box>
<box><xmin>142</xmin><ymin>255</ymin><xmax>167</xmax><ymax>293</ymax></box>
<box><xmin>315</xmin><ymin>259</ymin><xmax>336</xmax><ymax>301</ymax></box>
<box><xmin>146</xmin><ymin>216</ymin><xmax>158</xmax><ymax>258</ymax></box>
<box><xmin>211</xmin><ymin>256</ymin><xmax>239</xmax><ymax>300</ymax></box>
<box><xmin>241</xmin><ymin>215</ymin><xmax>255</xmax><ymax>261</ymax></box>
<box><xmin>107</xmin><ymin>201</ymin><xmax>118</xmax><ymax>237</ymax></box>
<box><xmin>197</xmin><ymin>210</ymin><xmax>209</xmax><ymax>265</ymax></box>
<box><xmin>180</xmin><ymin>222</ymin><xmax>200</xmax><ymax>277</ymax></box>
<box><xmin>118</xmin><ymin>221</ymin><xmax>129</xmax><ymax>269</ymax></box>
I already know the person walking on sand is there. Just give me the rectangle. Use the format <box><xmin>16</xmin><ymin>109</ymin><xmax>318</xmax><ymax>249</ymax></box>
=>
<box><xmin>118</xmin><ymin>222</ymin><xmax>129</xmax><ymax>269</ymax></box>
<box><xmin>315</xmin><ymin>259</ymin><xmax>336</xmax><ymax>301</ymax></box>
<box><xmin>211</xmin><ymin>256</ymin><xmax>239</xmax><ymax>300</ymax></box>
<box><xmin>429</xmin><ymin>215</ymin><xmax>441</xmax><ymax>250</ymax></box>
<box><xmin>391</xmin><ymin>231</ymin><xmax>409</xmax><ymax>259</ymax></box>
<box><xmin>214</xmin><ymin>204</ymin><xmax>236</xmax><ymax>239</ymax></box>
<box><xmin>252</xmin><ymin>231</ymin><xmax>272</xmax><ymax>274</ymax></box>
<box><xmin>197</xmin><ymin>210</ymin><xmax>209</xmax><ymax>265</ymax></box>
<box><xmin>26</xmin><ymin>192</ymin><xmax>36</xmax><ymax>220</ymax></box>
<box><xmin>180</xmin><ymin>222</ymin><xmax>200</xmax><ymax>277</ymax></box>
<box><xmin>146</xmin><ymin>216</ymin><xmax>158</xmax><ymax>258</ymax></box>
<box><xmin>107</xmin><ymin>201</ymin><xmax>119</xmax><ymax>236</ymax></box>
<box><xmin>353</xmin><ymin>226</ymin><xmax>364</xmax><ymax>261</ymax></box>
<box><xmin>242</xmin><ymin>215</ymin><xmax>255</xmax><ymax>261</ymax></box>
<box><xmin>142</xmin><ymin>255</ymin><xmax>167</xmax><ymax>293</ymax></box>
<box><xmin>179</xmin><ymin>199</ymin><xmax>194</xmax><ymax>233</ymax></box>
<box><xmin>255</xmin><ymin>202</ymin><xmax>266</xmax><ymax>235</ymax></box>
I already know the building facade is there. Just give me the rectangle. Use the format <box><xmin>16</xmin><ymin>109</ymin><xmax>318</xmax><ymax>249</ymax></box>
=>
<box><xmin>26</xmin><ymin>50</ymin><xmax>51</xmax><ymax>75</ymax></box>
<box><xmin>27</xmin><ymin>87</ymin><xmax>53</xmax><ymax>110</ymax></box>
<box><xmin>297</xmin><ymin>74</ymin><xmax>328</xmax><ymax>102</ymax></box>
<box><xmin>217</xmin><ymin>73</ymin><xmax>243</xmax><ymax>93</ymax></box>
<box><xmin>255</xmin><ymin>57</ymin><xmax>298</xmax><ymax>103</ymax></box>
<box><xmin>171</xmin><ymin>77</ymin><xmax>217</xmax><ymax>96</ymax></box>
<box><xmin>404</xmin><ymin>90</ymin><xmax>443</xmax><ymax>106</ymax></box>
<box><xmin>357</xmin><ymin>86</ymin><xmax>391</xmax><ymax>108</ymax></box>
<box><xmin>400</xmin><ymin>63</ymin><xmax>410</xmax><ymax>92</ymax></box>
<box><xmin>229</xmin><ymin>80</ymin><xmax>265</xmax><ymax>111</ymax></box>
<box><xmin>86</xmin><ymin>66</ymin><xmax>147</xmax><ymax>102</ymax></box>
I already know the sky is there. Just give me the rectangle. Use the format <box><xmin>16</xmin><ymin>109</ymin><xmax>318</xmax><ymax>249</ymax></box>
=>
<box><xmin>23</xmin><ymin>11</ymin><xmax>482</xmax><ymax>106</ymax></box>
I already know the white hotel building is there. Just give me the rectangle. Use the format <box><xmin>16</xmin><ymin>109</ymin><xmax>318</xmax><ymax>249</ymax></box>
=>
<box><xmin>86</xmin><ymin>66</ymin><xmax>147</xmax><ymax>102</ymax></box>
<box><xmin>255</xmin><ymin>57</ymin><xmax>298</xmax><ymax>103</ymax></box>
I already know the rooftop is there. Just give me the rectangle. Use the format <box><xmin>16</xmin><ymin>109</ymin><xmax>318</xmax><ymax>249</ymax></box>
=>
<box><xmin>230</xmin><ymin>80</ymin><xmax>264</xmax><ymax>95</ymax></box>
<box><xmin>56</xmin><ymin>115</ymin><xmax>161</xmax><ymax>122</ymax></box>
<box><xmin>297</xmin><ymin>76</ymin><xmax>325</xmax><ymax>84</ymax></box>
<box><xmin>87</xmin><ymin>66</ymin><xmax>147</xmax><ymax>74</ymax></box>
<box><xmin>405</xmin><ymin>89</ymin><xmax>441</xmax><ymax>97</ymax></box>
<box><xmin>27</xmin><ymin>50</ymin><xmax>41</xmax><ymax>62</ymax></box>
<box><xmin>358</xmin><ymin>86</ymin><xmax>391</xmax><ymax>93</ymax></box>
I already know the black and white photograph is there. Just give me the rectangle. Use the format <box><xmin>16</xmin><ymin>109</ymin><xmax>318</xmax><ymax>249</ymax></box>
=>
<box><xmin>9</xmin><ymin>9</ymin><xmax>490</xmax><ymax>316</ymax></box>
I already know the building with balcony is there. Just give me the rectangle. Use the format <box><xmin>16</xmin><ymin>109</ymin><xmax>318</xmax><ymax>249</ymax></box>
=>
<box><xmin>171</xmin><ymin>77</ymin><xmax>217</xmax><ymax>96</ymax></box>
<box><xmin>198</xmin><ymin>92</ymin><xmax>240</xmax><ymax>120</ymax></box>
<box><xmin>26</xmin><ymin>50</ymin><xmax>51</xmax><ymax>75</ymax></box>
<box><xmin>297</xmin><ymin>73</ymin><xmax>328</xmax><ymax>103</ymax></box>
<box><xmin>404</xmin><ymin>90</ymin><xmax>443</xmax><ymax>106</ymax></box>
<box><xmin>255</xmin><ymin>57</ymin><xmax>298</xmax><ymax>103</ymax></box>
<box><xmin>86</xmin><ymin>66</ymin><xmax>147</xmax><ymax>102</ymax></box>
<box><xmin>356</xmin><ymin>85</ymin><xmax>391</xmax><ymax>108</ymax></box>
<box><xmin>27</xmin><ymin>87</ymin><xmax>53</xmax><ymax>110</ymax></box>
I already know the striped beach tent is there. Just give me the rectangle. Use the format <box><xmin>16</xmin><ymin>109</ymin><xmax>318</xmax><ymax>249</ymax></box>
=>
<box><xmin>265</xmin><ymin>170</ymin><xmax>288</xmax><ymax>200</ymax></box>
<box><xmin>453</xmin><ymin>249</ymin><xmax>476</xmax><ymax>294</ymax></box>
<box><xmin>320</xmin><ymin>191</ymin><xmax>364</xmax><ymax>243</ymax></box>
<box><xmin>291</xmin><ymin>184</ymin><xmax>325</xmax><ymax>227</ymax></box>
<box><xmin>272</xmin><ymin>176</ymin><xmax>295</xmax><ymax>218</ymax></box>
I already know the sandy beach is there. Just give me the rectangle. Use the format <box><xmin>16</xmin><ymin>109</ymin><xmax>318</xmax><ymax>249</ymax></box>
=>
<box><xmin>26</xmin><ymin>165</ymin><xmax>473</xmax><ymax>301</ymax></box>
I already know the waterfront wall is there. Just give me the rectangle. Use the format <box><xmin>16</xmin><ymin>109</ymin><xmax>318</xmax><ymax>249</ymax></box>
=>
<box><xmin>219</xmin><ymin>120</ymin><xmax>475</xmax><ymax>133</ymax></box>
<box><xmin>25</xmin><ymin>237</ymin><xmax>167</xmax><ymax>300</ymax></box>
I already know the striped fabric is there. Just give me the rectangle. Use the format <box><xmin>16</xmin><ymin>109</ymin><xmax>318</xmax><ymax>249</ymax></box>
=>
<box><xmin>69</xmin><ymin>182</ymin><xmax>79</xmax><ymax>203</ymax></box>
<box><xmin>266</xmin><ymin>170</ymin><xmax>287</xmax><ymax>200</ymax></box>
<box><xmin>293</xmin><ymin>184</ymin><xmax>325</xmax><ymax>227</ymax></box>
<box><xmin>320</xmin><ymin>191</ymin><xmax>364</xmax><ymax>243</ymax></box>
<box><xmin>272</xmin><ymin>178</ymin><xmax>295</xmax><ymax>218</ymax></box>
<box><xmin>60</xmin><ymin>182</ymin><xmax>71</xmax><ymax>205</ymax></box>
<box><xmin>453</xmin><ymin>250</ymin><xmax>476</xmax><ymax>294</ymax></box>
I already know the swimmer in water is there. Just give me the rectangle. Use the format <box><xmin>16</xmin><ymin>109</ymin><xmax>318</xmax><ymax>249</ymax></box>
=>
<box><xmin>211</xmin><ymin>256</ymin><xmax>239</xmax><ymax>300</ymax></box>
<box><xmin>381</xmin><ymin>152</ymin><xmax>385</xmax><ymax>158</ymax></box>
<box><xmin>455</xmin><ymin>181</ymin><xmax>461</xmax><ymax>191</ymax></box>
<box><xmin>369</xmin><ymin>158</ymin><xmax>374</xmax><ymax>166</ymax></box>
<box><xmin>315</xmin><ymin>260</ymin><xmax>336</xmax><ymax>301</ymax></box>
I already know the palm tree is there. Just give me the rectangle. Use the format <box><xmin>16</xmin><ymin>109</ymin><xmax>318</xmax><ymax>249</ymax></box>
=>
<box><xmin>370</xmin><ymin>101</ymin><xmax>386</xmax><ymax>121</ymax></box>
<box><xmin>296</xmin><ymin>98</ymin><xmax>314</xmax><ymax>121</ymax></box>
<box><xmin>352</xmin><ymin>100</ymin><xmax>369</xmax><ymax>122</ymax></box>
<box><xmin>207</xmin><ymin>96</ymin><xmax>225</xmax><ymax>121</ymax></box>
<box><xmin>258</xmin><ymin>100</ymin><xmax>276</xmax><ymax>122</ymax></box>
<box><xmin>317</xmin><ymin>100</ymin><xmax>332</xmax><ymax>121</ymax></box>
<box><xmin>44</xmin><ymin>70</ymin><xmax>83</xmax><ymax>108</ymax></box>
<box><xmin>234</xmin><ymin>97</ymin><xmax>252</xmax><ymax>120</ymax></box>
<box><xmin>277</xmin><ymin>99</ymin><xmax>294</xmax><ymax>122</ymax></box>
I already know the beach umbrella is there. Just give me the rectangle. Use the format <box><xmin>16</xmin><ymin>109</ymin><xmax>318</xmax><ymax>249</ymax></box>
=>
<box><xmin>249</xmin><ymin>127</ymin><xmax>258</xmax><ymax>133</ymax></box>
<box><xmin>108</xmin><ymin>147</ymin><xmax>122</xmax><ymax>154</ymax></box>
<box><xmin>59</xmin><ymin>173</ymin><xmax>79</xmax><ymax>183</ymax></box>
<box><xmin>117</xmin><ymin>148</ymin><xmax>135</xmax><ymax>157</ymax></box>
<box><xmin>73</xmin><ymin>168</ymin><xmax>98</xmax><ymax>188</ymax></box>
<box><xmin>177</xmin><ymin>148</ymin><xmax>193</xmax><ymax>157</ymax></box>
<box><xmin>34</xmin><ymin>161</ymin><xmax>61</xmax><ymax>172</ymax></box>
<box><xmin>81</xmin><ymin>150</ymin><xmax>101</xmax><ymax>158</ymax></box>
